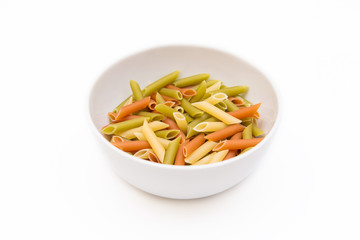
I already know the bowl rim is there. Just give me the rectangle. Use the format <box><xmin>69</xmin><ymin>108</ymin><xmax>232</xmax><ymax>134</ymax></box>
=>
<box><xmin>88</xmin><ymin>44</ymin><xmax>281</xmax><ymax>170</ymax></box>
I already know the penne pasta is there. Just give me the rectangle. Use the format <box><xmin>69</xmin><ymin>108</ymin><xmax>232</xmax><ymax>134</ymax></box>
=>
<box><xmin>180</xmin><ymin>98</ymin><xmax>204</xmax><ymax>118</ymax></box>
<box><xmin>189</xmin><ymin>80</ymin><xmax>207</xmax><ymax>103</ymax></box>
<box><xmin>117</xmin><ymin>121</ymin><xmax>169</xmax><ymax>139</ymax></box>
<box><xmin>204</xmin><ymin>86</ymin><xmax>249</xmax><ymax>99</ymax></box>
<box><xmin>252</xmin><ymin>120</ymin><xmax>265</xmax><ymax>137</ymax></box>
<box><xmin>159</xmin><ymin>88</ymin><xmax>183</xmax><ymax>100</ymax></box>
<box><xmin>192</xmin><ymin>152</ymin><xmax>216</xmax><ymax>165</ymax></box>
<box><xmin>185</xmin><ymin>141</ymin><xmax>217</xmax><ymax>164</ymax></box>
<box><xmin>242</xmin><ymin>124</ymin><xmax>253</xmax><ymax>139</ymax></box>
<box><xmin>130</xmin><ymin>80</ymin><xmax>143</xmax><ymax>101</ymax></box>
<box><xmin>174</xmin><ymin>140</ymin><xmax>188</xmax><ymax>165</ymax></box>
<box><xmin>102</xmin><ymin>117</ymin><xmax>149</xmax><ymax>135</ymax></box>
<box><xmin>205</xmin><ymin>81</ymin><xmax>222</xmax><ymax>92</ymax></box>
<box><xmin>148</xmin><ymin>99</ymin><xmax>157</xmax><ymax>110</ymax></box>
<box><xmin>166</xmin><ymin>85</ymin><xmax>197</xmax><ymax>97</ymax></box>
<box><xmin>228</xmin><ymin>103</ymin><xmax>262</xmax><ymax>119</ymax></box>
<box><xmin>155</xmin><ymin>92</ymin><xmax>165</xmax><ymax>104</ymax></box>
<box><xmin>192</xmin><ymin>101</ymin><xmax>241</xmax><ymax>125</ymax></box>
<box><xmin>110</xmin><ymin>135</ymin><xmax>126</xmax><ymax>143</ymax></box>
<box><xmin>174</xmin><ymin>106</ymin><xmax>184</xmax><ymax>113</ymax></box>
<box><xmin>112</xmin><ymin>140</ymin><xmax>151</xmax><ymax>152</ymax></box>
<box><xmin>163</xmin><ymin>136</ymin><xmax>181</xmax><ymax>165</ymax></box>
<box><xmin>143</xmin><ymin>70</ymin><xmax>180</xmax><ymax>97</ymax></box>
<box><xmin>205</xmin><ymin>124</ymin><xmax>245</xmax><ymax>141</ymax></box>
<box><xmin>204</xmin><ymin>93</ymin><xmax>228</xmax><ymax>105</ymax></box>
<box><xmin>208</xmin><ymin>150</ymin><xmax>229</xmax><ymax>163</ymax></box>
<box><xmin>183</xmin><ymin>133</ymin><xmax>205</xmax><ymax>157</ymax></box>
<box><xmin>162</xmin><ymin>117</ymin><xmax>186</xmax><ymax>143</ymax></box>
<box><xmin>142</xmin><ymin>120</ymin><xmax>166</xmax><ymax>162</ymax></box>
<box><xmin>173</xmin><ymin>73</ymin><xmax>210</xmax><ymax>87</ymax></box>
<box><xmin>215</xmin><ymin>101</ymin><xmax>227</xmax><ymax>111</ymax></box>
<box><xmin>133</xmin><ymin>149</ymin><xmax>150</xmax><ymax>159</ymax></box>
<box><xmin>114</xmin><ymin>96</ymin><xmax>151</xmax><ymax>121</ymax></box>
<box><xmin>155</xmin><ymin>129</ymin><xmax>180</xmax><ymax>139</ymax></box>
<box><xmin>173</xmin><ymin>112</ymin><xmax>187</xmax><ymax>133</ymax></box>
<box><xmin>224</xmin><ymin>132</ymin><xmax>242</xmax><ymax>160</ymax></box>
<box><xmin>154</xmin><ymin>103</ymin><xmax>177</xmax><ymax>120</ymax></box>
<box><xmin>213</xmin><ymin>138</ymin><xmax>264</xmax><ymax>151</ymax></box>
<box><xmin>193</xmin><ymin>122</ymin><xmax>228</xmax><ymax>132</ymax></box>
<box><xmin>133</xmin><ymin>132</ymin><xmax>171</xmax><ymax>149</ymax></box>
<box><xmin>136</xmin><ymin>111</ymin><xmax>165</xmax><ymax>121</ymax></box>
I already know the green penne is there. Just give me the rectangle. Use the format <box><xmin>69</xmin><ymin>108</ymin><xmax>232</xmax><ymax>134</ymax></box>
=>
<box><xmin>223</xmin><ymin>99</ymin><xmax>239</xmax><ymax>112</ymax></box>
<box><xmin>241</xmin><ymin>117</ymin><xmax>253</xmax><ymax>126</ymax></box>
<box><xmin>155</xmin><ymin>129</ymin><xmax>180</xmax><ymax>139</ymax></box>
<box><xmin>154</xmin><ymin>104</ymin><xmax>177</xmax><ymax>120</ymax></box>
<box><xmin>184</xmin><ymin>113</ymin><xmax>194</xmax><ymax>123</ymax></box>
<box><xmin>252</xmin><ymin>120</ymin><xmax>265</xmax><ymax>137</ymax></box>
<box><xmin>113</xmin><ymin>95</ymin><xmax>132</xmax><ymax>113</ymax></box>
<box><xmin>173</xmin><ymin>73</ymin><xmax>210</xmax><ymax>88</ymax></box>
<box><xmin>203</xmin><ymin>86</ymin><xmax>249</xmax><ymax>99</ymax></box>
<box><xmin>163</xmin><ymin>136</ymin><xmax>181</xmax><ymax>165</ymax></box>
<box><xmin>102</xmin><ymin>117</ymin><xmax>149</xmax><ymax>135</ymax></box>
<box><xmin>189</xmin><ymin>81</ymin><xmax>206</xmax><ymax>103</ymax></box>
<box><xmin>215</xmin><ymin>102</ymin><xmax>227</xmax><ymax>111</ymax></box>
<box><xmin>129</xmin><ymin>80</ymin><xmax>143</xmax><ymax>101</ymax></box>
<box><xmin>136</xmin><ymin>111</ymin><xmax>165</xmax><ymax>121</ymax></box>
<box><xmin>143</xmin><ymin>70</ymin><xmax>180</xmax><ymax>97</ymax></box>
<box><xmin>180</xmin><ymin>98</ymin><xmax>204</xmax><ymax>118</ymax></box>
<box><xmin>159</xmin><ymin>88</ymin><xmax>183</xmax><ymax>100</ymax></box>
<box><xmin>186</xmin><ymin>114</ymin><xmax>217</xmax><ymax>138</ymax></box>
<box><xmin>242</xmin><ymin>124</ymin><xmax>253</xmax><ymax>139</ymax></box>
<box><xmin>155</xmin><ymin>92</ymin><xmax>165</xmax><ymax>104</ymax></box>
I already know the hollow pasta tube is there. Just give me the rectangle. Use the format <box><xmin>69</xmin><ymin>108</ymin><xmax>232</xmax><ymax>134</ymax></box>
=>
<box><xmin>163</xmin><ymin>136</ymin><xmax>181</xmax><ymax>165</ymax></box>
<box><xmin>166</xmin><ymin>85</ymin><xmax>196</xmax><ymax>97</ymax></box>
<box><xmin>228</xmin><ymin>103</ymin><xmax>262</xmax><ymax>119</ymax></box>
<box><xmin>154</xmin><ymin>104</ymin><xmax>177</xmax><ymax>120</ymax></box>
<box><xmin>143</xmin><ymin>70</ymin><xmax>180</xmax><ymax>97</ymax></box>
<box><xmin>114</xmin><ymin>96</ymin><xmax>151</xmax><ymax>120</ymax></box>
<box><xmin>173</xmin><ymin>112</ymin><xmax>187</xmax><ymax>134</ymax></box>
<box><xmin>133</xmin><ymin>149</ymin><xmax>150</xmax><ymax>159</ymax></box>
<box><xmin>155</xmin><ymin>129</ymin><xmax>180</xmax><ymax>139</ymax></box>
<box><xmin>180</xmin><ymin>98</ymin><xmax>204</xmax><ymax>118</ymax></box>
<box><xmin>159</xmin><ymin>88</ymin><xmax>183</xmax><ymax>100</ymax></box>
<box><xmin>213</xmin><ymin>138</ymin><xmax>264</xmax><ymax>151</ymax></box>
<box><xmin>136</xmin><ymin>111</ymin><xmax>165</xmax><ymax>121</ymax></box>
<box><xmin>102</xmin><ymin>117</ymin><xmax>149</xmax><ymax>135</ymax></box>
<box><xmin>130</xmin><ymin>80</ymin><xmax>143</xmax><ymax>101</ymax></box>
<box><xmin>242</xmin><ymin>124</ymin><xmax>253</xmax><ymax>139</ymax></box>
<box><xmin>162</xmin><ymin>117</ymin><xmax>186</xmax><ymax>143</ymax></box>
<box><xmin>204</xmin><ymin>93</ymin><xmax>228</xmax><ymax>105</ymax></box>
<box><xmin>183</xmin><ymin>133</ymin><xmax>205</xmax><ymax>157</ymax></box>
<box><xmin>215</xmin><ymin>102</ymin><xmax>227</xmax><ymax>111</ymax></box>
<box><xmin>117</xmin><ymin>121</ymin><xmax>169</xmax><ymax>139</ymax></box>
<box><xmin>203</xmin><ymin>86</ymin><xmax>249</xmax><ymax>99</ymax></box>
<box><xmin>174</xmin><ymin>106</ymin><xmax>184</xmax><ymax>113</ymax></box>
<box><xmin>208</xmin><ymin>150</ymin><xmax>229</xmax><ymax>164</ymax></box>
<box><xmin>205</xmin><ymin>124</ymin><xmax>245</xmax><ymax>142</ymax></box>
<box><xmin>112</xmin><ymin>140</ymin><xmax>151</xmax><ymax>152</ymax></box>
<box><xmin>173</xmin><ymin>73</ymin><xmax>210</xmax><ymax>87</ymax></box>
<box><xmin>189</xmin><ymin>81</ymin><xmax>207</xmax><ymax>103</ymax></box>
<box><xmin>252</xmin><ymin>120</ymin><xmax>265</xmax><ymax>137</ymax></box>
<box><xmin>142</xmin><ymin>120</ymin><xmax>165</xmax><ymax>162</ymax></box>
<box><xmin>174</xmin><ymin>140</ymin><xmax>188</xmax><ymax>166</ymax></box>
<box><xmin>193</xmin><ymin>122</ymin><xmax>228</xmax><ymax>132</ymax></box>
<box><xmin>185</xmin><ymin>141</ymin><xmax>217</xmax><ymax>164</ymax></box>
<box><xmin>192</xmin><ymin>101</ymin><xmax>241</xmax><ymax>125</ymax></box>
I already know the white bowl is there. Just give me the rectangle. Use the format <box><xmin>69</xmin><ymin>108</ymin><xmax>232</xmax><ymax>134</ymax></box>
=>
<box><xmin>89</xmin><ymin>45</ymin><xmax>280</xmax><ymax>199</ymax></box>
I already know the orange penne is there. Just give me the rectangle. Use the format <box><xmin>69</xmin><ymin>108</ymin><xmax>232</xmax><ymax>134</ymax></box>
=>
<box><xmin>112</xmin><ymin>140</ymin><xmax>151</xmax><ymax>152</ymax></box>
<box><xmin>229</xmin><ymin>97</ymin><xmax>245</xmax><ymax>105</ymax></box>
<box><xmin>161</xmin><ymin>95</ymin><xmax>180</xmax><ymax>105</ymax></box>
<box><xmin>183</xmin><ymin>133</ymin><xmax>205</xmax><ymax>157</ymax></box>
<box><xmin>253</xmin><ymin>111</ymin><xmax>260</xmax><ymax>119</ymax></box>
<box><xmin>224</xmin><ymin>132</ymin><xmax>242</xmax><ymax>160</ymax></box>
<box><xmin>205</xmin><ymin>124</ymin><xmax>245</xmax><ymax>142</ymax></box>
<box><xmin>113</xmin><ymin>96</ymin><xmax>151</xmax><ymax>121</ymax></box>
<box><xmin>107</xmin><ymin>114</ymin><xmax>142</xmax><ymax>123</ymax></box>
<box><xmin>166</xmin><ymin>85</ymin><xmax>197</xmax><ymax>97</ymax></box>
<box><xmin>228</xmin><ymin>103</ymin><xmax>261</xmax><ymax>119</ymax></box>
<box><xmin>164</xmin><ymin>101</ymin><xmax>175</xmax><ymax>108</ymax></box>
<box><xmin>162</xmin><ymin>117</ymin><xmax>186</xmax><ymax>143</ymax></box>
<box><xmin>174</xmin><ymin>140</ymin><xmax>189</xmax><ymax>165</ymax></box>
<box><xmin>148</xmin><ymin>99</ymin><xmax>157</xmax><ymax>110</ymax></box>
<box><xmin>213</xmin><ymin>138</ymin><xmax>264</xmax><ymax>151</ymax></box>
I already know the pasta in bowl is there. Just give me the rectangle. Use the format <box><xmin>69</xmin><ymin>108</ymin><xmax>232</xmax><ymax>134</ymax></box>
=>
<box><xmin>89</xmin><ymin>45</ymin><xmax>280</xmax><ymax>199</ymax></box>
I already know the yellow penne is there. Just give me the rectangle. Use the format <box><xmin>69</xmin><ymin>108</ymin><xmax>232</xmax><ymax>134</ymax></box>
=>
<box><xmin>193</xmin><ymin>122</ymin><xmax>228</xmax><ymax>132</ymax></box>
<box><xmin>185</xmin><ymin>141</ymin><xmax>217</xmax><ymax>164</ymax></box>
<box><xmin>192</xmin><ymin>152</ymin><xmax>216</xmax><ymax>165</ymax></box>
<box><xmin>192</xmin><ymin>101</ymin><xmax>241</xmax><ymax>124</ymax></box>
<box><xmin>133</xmin><ymin>132</ymin><xmax>171</xmax><ymax>149</ymax></box>
<box><xmin>142</xmin><ymin>120</ymin><xmax>165</xmax><ymax>162</ymax></box>
<box><xmin>208</xmin><ymin>150</ymin><xmax>229</xmax><ymax>163</ymax></box>
<box><xmin>133</xmin><ymin>149</ymin><xmax>150</xmax><ymax>159</ymax></box>
<box><xmin>117</xmin><ymin>121</ymin><xmax>169</xmax><ymax>139</ymax></box>
<box><xmin>123</xmin><ymin>96</ymin><xmax>133</xmax><ymax>106</ymax></box>
<box><xmin>204</xmin><ymin>92</ymin><xmax>228</xmax><ymax>105</ymax></box>
<box><xmin>205</xmin><ymin>81</ymin><xmax>222</xmax><ymax>92</ymax></box>
<box><xmin>173</xmin><ymin>112</ymin><xmax>187</xmax><ymax>133</ymax></box>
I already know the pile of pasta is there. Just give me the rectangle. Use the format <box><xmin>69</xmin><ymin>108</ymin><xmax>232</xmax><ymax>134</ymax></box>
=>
<box><xmin>101</xmin><ymin>70</ymin><xmax>265</xmax><ymax>165</ymax></box>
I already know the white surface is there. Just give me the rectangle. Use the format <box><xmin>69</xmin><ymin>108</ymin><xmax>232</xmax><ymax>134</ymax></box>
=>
<box><xmin>0</xmin><ymin>0</ymin><xmax>359</xmax><ymax>239</ymax></box>
<box><xmin>89</xmin><ymin>45</ymin><xmax>279</xmax><ymax>199</ymax></box>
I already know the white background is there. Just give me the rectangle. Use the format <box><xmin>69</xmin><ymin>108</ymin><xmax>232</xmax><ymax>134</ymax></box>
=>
<box><xmin>1</xmin><ymin>0</ymin><xmax>359</xmax><ymax>239</ymax></box>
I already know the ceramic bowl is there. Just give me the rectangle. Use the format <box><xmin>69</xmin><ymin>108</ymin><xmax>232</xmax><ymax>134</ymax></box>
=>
<box><xmin>89</xmin><ymin>45</ymin><xmax>280</xmax><ymax>199</ymax></box>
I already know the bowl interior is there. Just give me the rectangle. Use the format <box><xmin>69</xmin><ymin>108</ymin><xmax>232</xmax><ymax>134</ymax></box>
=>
<box><xmin>90</xmin><ymin>46</ymin><xmax>278</xmax><ymax>140</ymax></box>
